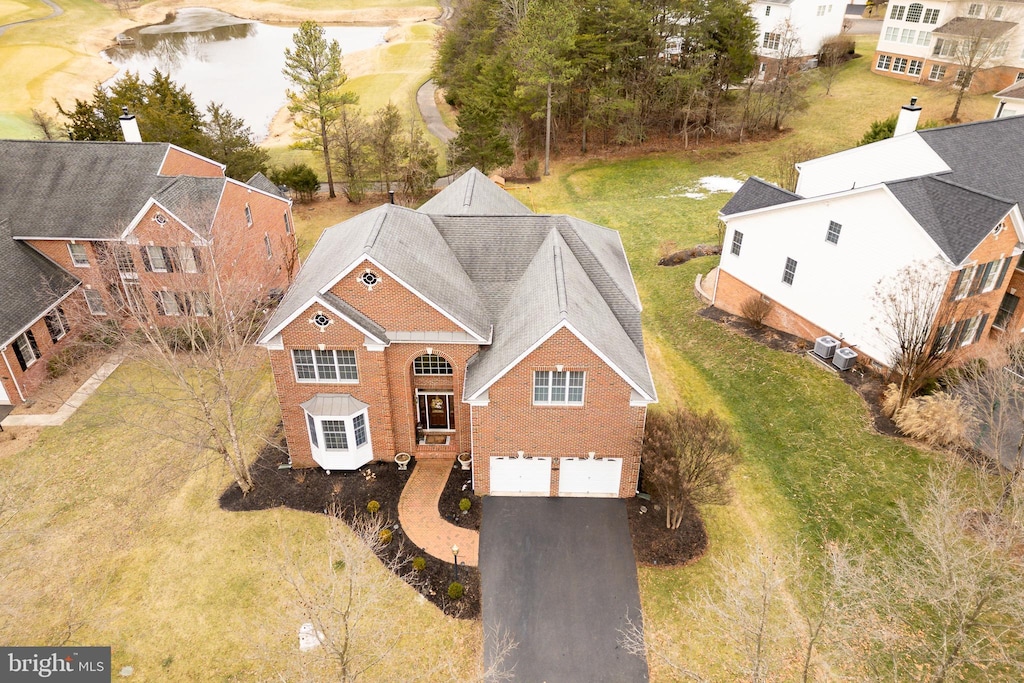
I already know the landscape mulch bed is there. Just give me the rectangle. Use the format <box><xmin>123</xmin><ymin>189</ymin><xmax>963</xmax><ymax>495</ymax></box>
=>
<box><xmin>627</xmin><ymin>494</ymin><xmax>708</xmax><ymax>566</ymax></box>
<box><xmin>220</xmin><ymin>438</ymin><xmax>480</xmax><ymax>619</ymax></box>
<box><xmin>438</xmin><ymin>463</ymin><xmax>481</xmax><ymax>531</ymax></box>
<box><xmin>700</xmin><ymin>305</ymin><xmax>901</xmax><ymax>438</ymax></box>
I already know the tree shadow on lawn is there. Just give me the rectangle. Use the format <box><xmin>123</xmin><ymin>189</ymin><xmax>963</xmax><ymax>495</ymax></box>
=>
<box><xmin>220</xmin><ymin>436</ymin><xmax>480</xmax><ymax>620</ymax></box>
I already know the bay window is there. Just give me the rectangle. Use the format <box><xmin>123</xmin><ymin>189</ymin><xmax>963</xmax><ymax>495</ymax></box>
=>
<box><xmin>301</xmin><ymin>394</ymin><xmax>373</xmax><ymax>471</ymax></box>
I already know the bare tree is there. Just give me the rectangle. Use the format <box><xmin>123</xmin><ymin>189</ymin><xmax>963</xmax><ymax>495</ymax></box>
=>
<box><xmin>79</xmin><ymin>204</ymin><xmax>296</xmax><ymax>495</ymax></box>
<box><xmin>641</xmin><ymin>407</ymin><xmax>741</xmax><ymax>529</ymax></box>
<box><xmin>873</xmin><ymin>260</ymin><xmax>964</xmax><ymax>413</ymax></box>
<box><xmin>851</xmin><ymin>468</ymin><xmax>1024</xmax><ymax>682</ymax></box>
<box><xmin>939</xmin><ymin>3</ymin><xmax>1020</xmax><ymax>120</ymax></box>
<box><xmin>31</xmin><ymin>109</ymin><xmax>62</xmax><ymax>140</ymax></box>
<box><xmin>816</xmin><ymin>35</ymin><xmax>852</xmax><ymax>96</ymax></box>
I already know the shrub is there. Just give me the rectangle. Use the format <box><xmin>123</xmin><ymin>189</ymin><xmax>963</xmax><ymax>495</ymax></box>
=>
<box><xmin>366</xmin><ymin>500</ymin><xmax>380</xmax><ymax>514</ymax></box>
<box><xmin>79</xmin><ymin>319</ymin><xmax>122</xmax><ymax>348</ymax></box>
<box><xmin>46</xmin><ymin>342</ymin><xmax>92</xmax><ymax>380</ymax></box>
<box><xmin>881</xmin><ymin>383</ymin><xmax>901</xmax><ymax>418</ymax></box>
<box><xmin>523</xmin><ymin>158</ymin><xmax>539</xmax><ymax>179</ymax></box>
<box><xmin>448</xmin><ymin>581</ymin><xmax>464</xmax><ymax>600</ymax></box>
<box><xmin>379</xmin><ymin>528</ymin><xmax>393</xmax><ymax>545</ymax></box>
<box><xmin>412</xmin><ymin>556</ymin><xmax>426</xmax><ymax>572</ymax></box>
<box><xmin>269</xmin><ymin>163</ymin><xmax>319</xmax><ymax>203</ymax></box>
<box><xmin>459</xmin><ymin>497</ymin><xmax>472</xmax><ymax>512</ymax></box>
<box><xmin>160</xmin><ymin>325</ymin><xmax>211</xmax><ymax>352</ymax></box>
<box><xmin>894</xmin><ymin>391</ymin><xmax>976</xmax><ymax>449</ymax></box>
<box><xmin>740</xmin><ymin>295</ymin><xmax>773</xmax><ymax>328</ymax></box>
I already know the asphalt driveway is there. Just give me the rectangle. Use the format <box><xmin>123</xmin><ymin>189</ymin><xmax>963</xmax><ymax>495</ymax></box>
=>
<box><xmin>480</xmin><ymin>497</ymin><xmax>648</xmax><ymax>682</ymax></box>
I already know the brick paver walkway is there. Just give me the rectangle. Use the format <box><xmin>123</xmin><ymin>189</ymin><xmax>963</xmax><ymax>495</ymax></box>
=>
<box><xmin>398</xmin><ymin>459</ymin><xmax>479</xmax><ymax>567</ymax></box>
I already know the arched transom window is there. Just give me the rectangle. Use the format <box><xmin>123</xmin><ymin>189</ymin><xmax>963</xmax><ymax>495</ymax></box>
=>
<box><xmin>413</xmin><ymin>353</ymin><xmax>453</xmax><ymax>375</ymax></box>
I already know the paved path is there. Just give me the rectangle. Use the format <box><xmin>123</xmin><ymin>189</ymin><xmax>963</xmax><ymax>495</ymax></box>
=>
<box><xmin>416</xmin><ymin>79</ymin><xmax>457</xmax><ymax>145</ymax></box>
<box><xmin>481</xmin><ymin>497</ymin><xmax>648</xmax><ymax>682</ymax></box>
<box><xmin>1</xmin><ymin>351</ymin><xmax>124</xmax><ymax>428</ymax></box>
<box><xmin>0</xmin><ymin>0</ymin><xmax>63</xmax><ymax>37</ymax></box>
<box><xmin>398</xmin><ymin>458</ymin><xmax>479</xmax><ymax>566</ymax></box>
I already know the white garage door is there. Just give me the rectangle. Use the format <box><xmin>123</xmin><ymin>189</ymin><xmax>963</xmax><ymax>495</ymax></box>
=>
<box><xmin>490</xmin><ymin>456</ymin><xmax>552</xmax><ymax>496</ymax></box>
<box><xmin>558</xmin><ymin>457</ymin><xmax>622</xmax><ymax>497</ymax></box>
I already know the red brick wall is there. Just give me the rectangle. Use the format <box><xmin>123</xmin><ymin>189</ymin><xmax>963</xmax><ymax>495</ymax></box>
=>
<box><xmin>871</xmin><ymin>53</ymin><xmax>1023</xmax><ymax>93</ymax></box>
<box><xmin>328</xmin><ymin>259</ymin><xmax>466</xmax><ymax>334</ymax></box>
<box><xmin>470</xmin><ymin>327</ymin><xmax>646</xmax><ymax>497</ymax></box>
<box><xmin>211</xmin><ymin>182</ymin><xmax>297</xmax><ymax>294</ymax></box>
<box><xmin>159</xmin><ymin>147</ymin><xmax>224</xmax><ymax>177</ymax></box>
<box><xmin>0</xmin><ymin>302</ymin><xmax>80</xmax><ymax>405</ymax></box>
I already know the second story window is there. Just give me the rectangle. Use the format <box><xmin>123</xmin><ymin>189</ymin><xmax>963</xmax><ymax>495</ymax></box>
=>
<box><xmin>534</xmin><ymin>370</ymin><xmax>585</xmax><ymax>405</ymax></box>
<box><xmin>292</xmin><ymin>349</ymin><xmax>358</xmax><ymax>383</ymax></box>
<box><xmin>67</xmin><ymin>243</ymin><xmax>89</xmax><ymax>267</ymax></box>
<box><xmin>890</xmin><ymin>4</ymin><xmax>906</xmax><ymax>20</ymax></box>
<box><xmin>923</xmin><ymin>7</ymin><xmax>940</xmax><ymax>22</ymax></box>
<box><xmin>782</xmin><ymin>257</ymin><xmax>798</xmax><ymax>285</ymax></box>
<box><xmin>244</xmin><ymin>203</ymin><xmax>253</xmax><ymax>227</ymax></box>
<box><xmin>414</xmin><ymin>354</ymin><xmax>453</xmax><ymax>375</ymax></box>
<box><xmin>731</xmin><ymin>230</ymin><xmax>743</xmax><ymax>256</ymax></box>
<box><xmin>826</xmin><ymin>221</ymin><xmax>842</xmax><ymax>244</ymax></box>
<box><xmin>906</xmin><ymin>2</ymin><xmax>923</xmax><ymax>21</ymax></box>
<box><xmin>967</xmin><ymin>3</ymin><xmax>983</xmax><ymax>16</ymax></box>
<box><xmin>763</xmin><ymin>32</ymin><xmax>781</xmax><ymax>50</ymax></box>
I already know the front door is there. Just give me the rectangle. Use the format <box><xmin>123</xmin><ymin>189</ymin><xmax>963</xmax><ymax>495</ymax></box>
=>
<box><xmin>416</xmin><ymin>391</ymin><xmax>454</xmax><ymax>444</ymax></box>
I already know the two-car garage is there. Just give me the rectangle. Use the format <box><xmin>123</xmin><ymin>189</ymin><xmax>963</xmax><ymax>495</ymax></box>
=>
<box><xmin>487</xmin><ymin>455</ymin><xmax>623</xmax><ymax>497</ymax></box>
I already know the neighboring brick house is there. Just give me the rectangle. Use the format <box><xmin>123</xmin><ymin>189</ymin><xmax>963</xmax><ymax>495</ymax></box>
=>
<box><xmin>710</xmin><ymin>104</ymin><xmax>1024</xmax><ymax>368</ymax></box>
<box><xmin>258</xmin><ymin>169</ymin><xmax>657</xmax><ymax>498</ymax></box>
<box><xmin>873</xmin><ymin>0</ymin><xmax>1024</xmax><ymax>91</ymax></box>
<box><xmin>0</xmin><ymin>139</ymin><xmax>298</xmax><ymax>406</ymax></box>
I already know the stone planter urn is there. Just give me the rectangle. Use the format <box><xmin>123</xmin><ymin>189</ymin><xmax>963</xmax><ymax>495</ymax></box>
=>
<box><xmin>395</xmin><ymin>452</ymin><xmax>412</xmax><ymax>470</ymax></box>
<box><xmin>457</xmin><ymin>452</ymin><xmax>472</xmax><ymax>471</ymax></box>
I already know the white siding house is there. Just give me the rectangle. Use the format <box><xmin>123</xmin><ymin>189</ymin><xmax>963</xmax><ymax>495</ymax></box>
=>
<box><xmin>752</xmin><ymin>0</ymin><xmax>847</xmax><ymax>60</ymax></box>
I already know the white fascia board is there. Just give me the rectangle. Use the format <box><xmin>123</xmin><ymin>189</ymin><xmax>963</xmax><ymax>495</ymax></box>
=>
<box><xmin>119</xmin><ymin>198</ymin><xmax>208</xmax><ymax>243</ymax></box>
<box><xmin>323</xmin><ymin>254</ymin><xmax>489</xmax><ymax>344</ymax></box>
<box><xmin>256</xmin><ymin>294</ymin><xmax>388</xmax><ymax>346</ymax></box>
<box><xmin>464</xmin><ymin>389</ymin><xmax>489</xmax><ymax>406</ymax></box>
<box><xmin>227</xmin><ymin>177</ymin><xmax>290</xmax><ymax>205</ymax></box>
<box><xmin>262</xmin><ymin>334</ymin><xmax>284</xmax><ymax>351</ymax></box>
<box><xmin>464</xmin><ymin>320</ymin><xmax>656</xmax><ymax>403</ymax></box>
<box><xmin>719</xmin><ymin>183</ymin><xmax>887</xmax><ymax>222</ymax></box>
<box><xmin>1004</xmin><ymin>205</ymin><xmax>1024</xmax><ymax>246</ymax></box>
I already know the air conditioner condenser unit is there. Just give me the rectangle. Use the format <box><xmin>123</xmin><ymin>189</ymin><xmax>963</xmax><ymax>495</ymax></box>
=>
<box><xmin>833</xmin><ymin>347</ymin><xmax>858</xmax><ymax>371</ymax></box>
<box><xmin>814</xmin><ymin>335</ymin><xmax>840</xmax><ymax>359</ymax></box>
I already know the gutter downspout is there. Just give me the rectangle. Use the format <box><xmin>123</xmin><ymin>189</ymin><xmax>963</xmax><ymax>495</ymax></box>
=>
<box><xmin>1</xmin><ymin>346</ymin><xmax>25</xmax><ymax>403</ymax></box>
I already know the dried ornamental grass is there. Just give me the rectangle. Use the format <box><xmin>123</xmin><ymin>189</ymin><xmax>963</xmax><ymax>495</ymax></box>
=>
<box><xmin>894</xmin><ymin>392</ymin><xmax>977</xmax><ymax>449</ymax></box>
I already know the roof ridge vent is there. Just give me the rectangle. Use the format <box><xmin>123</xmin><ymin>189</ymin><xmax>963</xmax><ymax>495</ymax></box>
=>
<box><xmin>553</xmin><ymin>232</ymin><xmax>568</xmax><ymax>317</ymax></box>
<box><xmin>364</xmin><ymin>207</ymin><xmax>388</xmax><ymax>250</ymax></box>
<box><xmin>462</xmin><ymin>172</ymin><xmax>477</xmax><ymax>208</ymax></box>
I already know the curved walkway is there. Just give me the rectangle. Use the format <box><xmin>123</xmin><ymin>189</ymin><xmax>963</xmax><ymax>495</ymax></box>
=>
<box><xmin>0</xmin><ymin>0</ymin><xmax>63</xmax><ymax>37</ymax></box>
<box><xmin>416</xmin><ymin>79</ymin><xmax>457</xmax><ymax>145</ymax></box>
<box><xmin>398</xmin><ymin>458</ymin><xmax>479</xmax><ymax>566</ymax></box>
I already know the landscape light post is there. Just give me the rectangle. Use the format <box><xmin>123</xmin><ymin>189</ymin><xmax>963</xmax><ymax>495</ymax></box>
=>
<box><xmin>452</xmin><ymin>544</ymin><xmax>460</xmax><ymax>582</ymax></box>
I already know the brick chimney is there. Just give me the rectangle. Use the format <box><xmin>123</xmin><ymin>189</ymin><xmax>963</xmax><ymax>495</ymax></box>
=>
<box><xmin>894</xmin><ymin>97</ymin><xmax>922</xmax><ymax>137</ymax></box>
<box><xmin>119</xmin><ymin>107</ymin><xmax>142</xmax><ymax>143</ymax></box>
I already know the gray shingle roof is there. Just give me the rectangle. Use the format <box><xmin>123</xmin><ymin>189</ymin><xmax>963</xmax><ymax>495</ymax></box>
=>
<box><xmin>720</xmin><ymin>177</ymin><xmax>801</xmax><ymax>216</ymax></box>
<box><xmin>418</xmin><ymin>168</ymin><xmax>532</xmax><ymax>215</ymax></box>
<box><xmin>996</xmin><ymin>82</ymin><xmax>1024</xmax><ymax>99</ymax></box>
<box><xmin>300</xmin><ymin>393</ymin><xmax>368</xmax><ymax>417</ymax></box>
<box><xmin>933</xmin><ymin>17</ymin><xmax>1016</xmax><ymax>38</ymax></box>
<box><xmin>319</xmin><ymin>291</ymin><xmax>388</xmax><ymax>343</ymax></box>
<box><xmin>0</xmin><ymin>140</ymin><xmax>174</xmax><ymax>239</ymax></box>
<box><xmin>261</xmin><ymin>170</ymin><xmax>655</xmax><ymax>401</ymax></box>
<box><xmin>886</xmin><ymin>175</ymin><xmax>1014</xmax><ymax>265</ymax></box>
<box><xmin>246</xmin><ymin>172</ymin><xmax>287</xmax><ymax>199</ymax></box>
<box><xmin>152</xmin><ymin>176</ymin><xmax>224</xmax><ymax>233</ymax></box>
<box><xmin>0</xmin><ymin>219</ymin><xmax>79</xmax><ymax>345</ymax></box>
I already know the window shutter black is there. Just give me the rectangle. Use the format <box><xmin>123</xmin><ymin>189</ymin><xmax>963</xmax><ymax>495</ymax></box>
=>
<box><xmin>950</xmin><ymin>320</ymin><xmax>967</xmax><ymax>347</ymax></box>
<box><xmin>975</xmin><ymin>314</ymin><xmax>990</xmax><ymax>343</ymax></box>
<box><xmin>995</xmin><ymin>257</ymin><xmax>1013</xmax><ymax>289</ymax></box>
<box><xmin>949</xmin><ymin>269</ymin><xmax>965</xmax><ymax>301</ymax></box>
<box><xmin>969</xmin><ymin>263</ymin><xmax>990</xmax><ymax>296</ymax></box>
<box><xmin>57</xmin><ymin>306</ymin><xmax>69</xmax><ymax>331</ymax></box>
<box><xmin>44</xmin><ymin>312</ymin><xmax>60</xmax><ymax>342</ymax></box>
<box><xmin>163</xmin><ymin>247</ymin><xmax>176</xmax><ymax>273</ymax></box>
<box><xmin>152</xmin><ymin>291</ymin><xmax>165</xmax><ymax>316</ymax></box>
<box><xmin>11</xmin><ymin>338</ymin><xmax>26</xmax><ymax>371</ymax></box>
<box><xmin>140</xmin><ymin>247</ymin><xmax>153</xmax><ymax>272</ymax></box>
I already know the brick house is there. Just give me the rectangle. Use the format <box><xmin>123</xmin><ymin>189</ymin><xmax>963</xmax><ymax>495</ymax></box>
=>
<box><xmin>873</xmin><ymin>0</ymin><xmax>1024</xmax><ymax>92</ymax></box>
<box><xmin>710</xmin><ymin>104</ymin><xmax>1024</xmax><ymax>368</ymax></box>
<box><xmin>0</xmin><ymin>139</ymin><xmax>297</xmax><ymax>406</ymax></box>
<box><xmin>258</xmin><ymin>169</ymin><xmax>657</xmax><ymax>498</ymax></box>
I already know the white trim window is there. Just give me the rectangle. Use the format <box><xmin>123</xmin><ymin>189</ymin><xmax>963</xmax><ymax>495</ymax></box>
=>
<box><xmin>953</xmin><ymin>265</ymin><xmax>976</xmax><ymax>300</ymax></box>
<box><xmin>916</xmin><ymin>31</ymin><xmax>931</xmax><ymax>46</ymax></box>
<box><xmin>292</xmin><ymin>349</ymin><xmax>358</xmax><ymax>383</ymax></box>
<box><xmin>929</xmin><ymin>64</ymin><xmax>947</xmax><ymax>80</ymax></box>
<box><xmin>877</xmin><ymin>55</ymin><xmax>893</xmax><ymax>70</ymax></box>
<box><xmin>303</xmin><ymin>404</ymin><xmax>373</xmax><ymax>470</ymax></box>
<box><xmin>967</xmin><ymin>3</ymin><xmax>983</xmax><ymax>17</ymax></box>
<box><xmin>84</xmin><ymin>289</ymin><xmax>107</xmax><ymax>316</ymax></box>
<box><xmin>67</xmin><ymin>243</ymin><xmax>89</xmax><ymax>267</ymax></box>
<box><xmin>244</xmin><ymin>203</ymin><xmax>253</xmax><ymax>227</ymax></box>
<box><xmin>145</xmin><ymin>246</ymin><xmax>169</xmax><ymax>272</ymax></box>
<box><xmin>12</xmin><ymin>330</ymin><xmax>39</xmax><ymax>371</ymax></box>
<box><xmin>763</xmin><ymin>32</ymin><xmax>781</xmax><ymax>50</ymax></box>
<box><xmin>923</xmin><ymin>7</ymin><xmax>940</xmax><ymax>23</ymax></box>
<box><xmin>909</xmin><ymin>59</ymin><xmax>924</xmax><ymax>76</ymax></box>
<box><xmin>900</xmin><ymin>30</ymin><xmax>915</xmax><ymax>44</ymax></box>
<box><xmin>44</xmin><ymin>306</ymin><xmax>70</xmax><ymax>343</ymax></box>
<box><xmin>731</xmin><ymin>230</ymin><xmax>743</xmax><ymax>256</ymax></box>
<box><xmin>264</xmin><ymin>233</ymin><xmax>272</xmax><ymax>259</ymax></box>
<box><xmin>893</xmin><ymin>57</ymin><xmax>909</xmax><ymax>73</ymax></box>
<box><xmin>890</xmin><ymin>3</ymin><xmax>906</xmax><ymax>19</ymax></box>
<box><xmin>178</xmin><ymin>246</ymin><xmax>199</xmax><ymax>273</ymax></box>
<box><xmin>782</xmin><ymin>257</ymin><xmax>798</xmax><ymax>285</ymax></box>
<box><xmin>884</xmin><ymin>26</ymin><xmax>899</xmax><ymax>42</ymax></box>
<box><xmin>154</xmin><ymin>290</ymin><xmax>180</xmax><ymax>316</ymax></box>
<box><xmin>414</xmin><ymin>353</ymin><xmax>453</xmax><ymax>375</ymax></box>
<box><xmin>534</xmin><ymin>370</ymin><xmax>585</xmax><ymax>405</ymax></box>
<box><xmin>826</xmin><ymin>220</ymin><xmax>842</xmax><ymax>244</ymax></box>
<box><xmin>284</xmin><ymin>211</ymin><xmax>292</xmax><ymax>234</ymax></box>
<box><xmin>906</xmin><ymin>2</ymin><xmax>923</xmax><ymax>21</ymax></box>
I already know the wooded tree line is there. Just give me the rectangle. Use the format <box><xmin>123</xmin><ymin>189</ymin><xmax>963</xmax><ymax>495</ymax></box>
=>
<box><xmin>436</xmin><ymin>0</ymin><xmax>811</xmax><ymax>172</ymax></box>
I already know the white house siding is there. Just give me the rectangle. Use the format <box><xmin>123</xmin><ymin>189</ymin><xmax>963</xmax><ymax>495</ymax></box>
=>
<box><xmin>753</xmin><ymin>0</ymin><xmax>846</xmax><ymax>57</ymax></box>
<box><xmin>794</xmin><ymin>133</ymin><xmax>949</xmax><ymax>197</ymax></box>
<box><xmin>720</xmin><ymin>186</ymin><xmax>947</xmax><ymax>362</ymax></box>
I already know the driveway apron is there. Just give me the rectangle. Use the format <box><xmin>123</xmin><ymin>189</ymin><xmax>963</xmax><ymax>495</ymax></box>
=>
<box><xmin>480</xmin><ymin>497</ymin><xmax>649</xmax><ymax>682</ymax></box>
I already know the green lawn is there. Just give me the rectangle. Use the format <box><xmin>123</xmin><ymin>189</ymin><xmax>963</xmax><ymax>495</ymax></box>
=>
<box><xmin>0</xmin><ymin>362</ymin><xmax>478</xmax><ymax>680</ymax></box>
<box><xmin>523</xmin><ymin>49</ymin><xmax>996</xmax><ymax>679</ymax></box>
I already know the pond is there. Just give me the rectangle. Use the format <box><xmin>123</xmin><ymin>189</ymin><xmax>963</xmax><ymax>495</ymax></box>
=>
<box><xmin>103</xmin><ymin>8</ymin><xmax>388</xmax><ymax>140</ymax></box>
